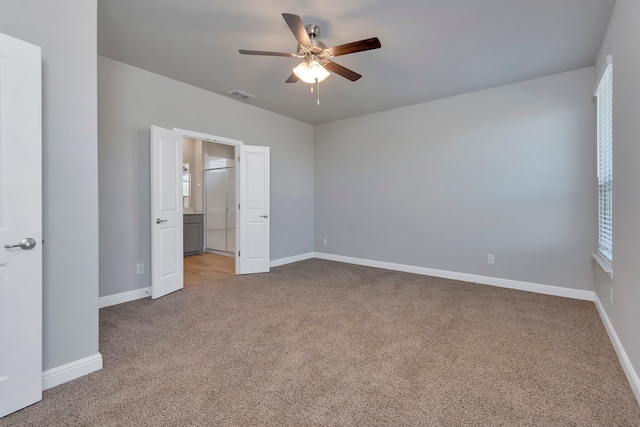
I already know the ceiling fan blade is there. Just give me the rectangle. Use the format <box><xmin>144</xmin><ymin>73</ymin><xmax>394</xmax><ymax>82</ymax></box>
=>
<box><xmin>239</xmin><ymin>49</ymin><xmax>295</xmax><ymax>57</ymax></box>
<box><xmin>329</xmin><ymin>37</ymin><xmax>381</xmax><ymax>57</ymax></box>
<box><xmin>285</xmin><ymin>73</ymin><xmax>299</xmax><ymax>83</ymax></box>
<box><xmin>324</xmin><ymin>61</ymin><xmax>362</xmax><ymax>81</ymax></box>
<box><xmin>282</xmin><ymin>13</ymin><xmax>312</xmax><ymax>48</ymax></box>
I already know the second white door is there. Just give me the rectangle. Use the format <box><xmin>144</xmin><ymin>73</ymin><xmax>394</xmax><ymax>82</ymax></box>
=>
<box><xmin>150</xmin><ymin>126</ymin><xmax>183</xmax><ymax>299</ymax></box>
<box><xmin>238</xmin><ymin>145</ymin><xmax>270</xmax><ymax>274</ymax></box>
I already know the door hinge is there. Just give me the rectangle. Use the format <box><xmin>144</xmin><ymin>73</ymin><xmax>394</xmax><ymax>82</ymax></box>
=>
<box><xmin>238</xmin><ymin>251</ymin><xmax>240</xmax><ymax>256</ymax></box>
<box><xmin>238</xmin><ymin>203</ymin><xmax>240</xmax><ymax>210</ymax></box>
<box><xmin>238</xmin><ymin>156</ymin><xmax>240</xmax><ymax>162</ymax></box>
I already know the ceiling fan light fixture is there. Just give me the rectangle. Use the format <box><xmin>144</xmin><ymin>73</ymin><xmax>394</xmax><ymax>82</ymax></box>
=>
<box><xmin>293</xmin><ymin>60</ymin><xmax>330</xmax><ymax>84</ymax></box>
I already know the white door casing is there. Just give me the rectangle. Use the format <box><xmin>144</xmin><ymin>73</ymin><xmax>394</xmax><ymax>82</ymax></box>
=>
<box><xmin>238</xmin><ymin>145</ymin><xmax>270</xmax><ymax>274</ymax></box>
<box><xmin>150</xmin><ymin>126</ymin><xmax>183</xmax><ymax>299</ymax></box>
<box><xmin>0</xmin><ymin>33</ymin><xmax>43</xmax><ymax>418</ymax></box>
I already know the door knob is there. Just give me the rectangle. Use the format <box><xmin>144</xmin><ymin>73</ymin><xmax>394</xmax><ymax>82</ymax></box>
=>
<box><xmin>4</xmin><ymin>237</ymin><xmax>37</xmax><ymax>250</ymax></box>
<box><xmin>260</xmin><ymin>215</ymin><xmax>269</xmax><ymax>218</ymax></box>
<box><xmin>155</xmin><ymin>218</ymin><xmax>167</xmax><ymax>224</ymax></box>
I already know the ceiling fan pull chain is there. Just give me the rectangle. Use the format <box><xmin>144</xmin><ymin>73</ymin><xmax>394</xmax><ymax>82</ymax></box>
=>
<box><xmin>316</xmin><ymin>78</ymin><xmax>320</xmax><ymax>106</ymax></box>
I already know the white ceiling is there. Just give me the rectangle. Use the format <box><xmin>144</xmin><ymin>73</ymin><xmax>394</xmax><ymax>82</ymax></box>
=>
<box><xmin>98</xmin><ymin>0</ymin><xmax>615</xmax><ymax>125</ymax></box>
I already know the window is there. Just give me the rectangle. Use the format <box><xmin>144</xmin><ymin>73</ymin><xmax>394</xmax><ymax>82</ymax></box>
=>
<box><xmin>594</xmin><ymin>55</ymin><xmax>613</xmax><ymax>277</ymax></box>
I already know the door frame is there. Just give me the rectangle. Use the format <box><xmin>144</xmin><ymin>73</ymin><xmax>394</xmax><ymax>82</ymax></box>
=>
<box><xmin>173</xmin><ymin>128</ymin><xmax>243</xmax><ymax>274</ymax></box>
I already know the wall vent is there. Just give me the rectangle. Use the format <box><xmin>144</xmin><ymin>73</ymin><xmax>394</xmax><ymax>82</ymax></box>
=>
<box><xmin>227</xmin><ymin>89</ymin><xmax>255</xmax><ymax>101</ymax></box>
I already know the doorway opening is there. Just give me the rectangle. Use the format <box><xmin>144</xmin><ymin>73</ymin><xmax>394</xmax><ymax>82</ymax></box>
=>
<box><xmin>182</xmin><ymin>136</ymin><xmax>237</xmax><ymax>285</ymax></box>
<box><xmin>151</xmin><ymin>126</ymin><xmax>270</xmax><ymax>298</ymax></box>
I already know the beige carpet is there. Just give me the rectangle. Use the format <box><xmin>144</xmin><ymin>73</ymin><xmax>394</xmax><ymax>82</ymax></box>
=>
<box><xmin>3</xmin><ymin>259</ymin><xmax>639</xmax><ymax>426</ymax></box>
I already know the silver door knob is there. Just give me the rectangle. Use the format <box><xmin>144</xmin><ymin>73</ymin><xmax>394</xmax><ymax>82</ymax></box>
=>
<box><xmin>4</xmin><ymin>237</ymin><xmax>37</xmax><ymax>250</ymax></box>
<box><xmin>155</xmin><ymin>218</ymin><xmax>167</xmax><ymax>224</ymax></box>
<box><xmin>260</xmin><ymin>215</ymin><xmax>269</xmax><ymax>218</ymax></box>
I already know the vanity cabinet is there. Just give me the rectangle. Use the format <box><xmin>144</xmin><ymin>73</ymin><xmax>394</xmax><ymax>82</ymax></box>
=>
<box><xmin>183</xmin><ymin>214</ymin><xmax>204</xmax><ymax>255</ymax></box>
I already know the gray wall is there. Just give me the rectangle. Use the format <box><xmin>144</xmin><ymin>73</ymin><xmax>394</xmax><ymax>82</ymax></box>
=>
<box><xmin>98</xmin><ymin>56</ymin><xmax>314</xmax><ymax>297</ymax></box>
<box><xmin>0</xmin><ymin>1</ymin><xmax>100</xmax><ymax>370</ymax></box>
<box><xmin>314</xmin><ymin>68</ymin><xmax>596</xmax><ymax>291</ymax></box>
<box><xmin>594</xmin><ymin>0</ymin><xmax>640</xmax><ymax>388</ymax></box>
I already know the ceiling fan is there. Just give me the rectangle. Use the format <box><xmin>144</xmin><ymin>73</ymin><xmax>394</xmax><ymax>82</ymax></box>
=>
<box><xmin>239</xmin><ymin>13</ymin><xmax>381</xmax><ymax>102</ymax></box>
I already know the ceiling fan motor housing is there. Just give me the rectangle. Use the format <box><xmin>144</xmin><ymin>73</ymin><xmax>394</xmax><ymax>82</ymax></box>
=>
<box><xmin>297</xmin><ymin>25</ymin><xmax>330</xmax><ymax>61</ymax></box>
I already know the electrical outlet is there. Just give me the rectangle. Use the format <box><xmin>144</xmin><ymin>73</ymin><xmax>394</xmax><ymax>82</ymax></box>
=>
<box><xmin>137</xmin><ymin>263</ymin><xmax>144</xmax><ymax>275</ymax></box>
<box><xmin>487</xmin><ymin>254</ymin><xmax>495</xmax><ymax>264</ymax></box>
<box><xmin>610</xmin><ymin>287</ymin><xmax>614</xmax><ymax>304</ymax></box>
<box><xmin>323</xmin><ymin>238</ymin><xmax>328</xmax><ymax>246</ymax></box>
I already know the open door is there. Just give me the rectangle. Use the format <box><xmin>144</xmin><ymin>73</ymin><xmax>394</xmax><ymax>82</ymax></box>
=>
<box><xmin>0</xmin><ymin>32</ymin><xmax>43</xmax><ymax>418</ymax></box>
<box><xmin>238</xmin><ymin>145</ymin><xmax>270</xmax><ymax>274</ymax></box>
<box><xmin>150</xmin><ymin>126</ymin><xmax>183</xmax><ymax>298</ymax></box>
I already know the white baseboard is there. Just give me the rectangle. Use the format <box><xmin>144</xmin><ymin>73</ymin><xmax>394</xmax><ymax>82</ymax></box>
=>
<box><xmin>99</xmin><ymin>287</ymin><xmax>151</xmax><ymax>308</ymax></box>
<box><xmin>271</xmin><ymin>252</ymin><xmax>315</xmax><ymax>268</ymax></box>
<box><xmin>594</xmin><ymin>295</ymin><xmax>640</xmax><ymax>405</ymax></box>
<box><xmin>42</xmin><ymin>353</ymin><xmax>103</xmax><ymax>391</ymax></box>
<box><xmin>313</xmin><ymin>252</ymin><xmax>595</xmax><ymax>301</ymax></box>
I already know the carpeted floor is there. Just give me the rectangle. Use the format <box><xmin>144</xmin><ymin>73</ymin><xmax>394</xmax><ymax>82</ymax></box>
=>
<box><xmin>2</xmin><ymin>259</ymin><xmax>639</xmax><ymax>426</ymax></box>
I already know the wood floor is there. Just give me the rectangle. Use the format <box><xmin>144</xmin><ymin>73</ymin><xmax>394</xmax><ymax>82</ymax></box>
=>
<box><xmin>184</xmin><ymin>253</ymin><xmax>235</xmax><ymax>287</ymax></box>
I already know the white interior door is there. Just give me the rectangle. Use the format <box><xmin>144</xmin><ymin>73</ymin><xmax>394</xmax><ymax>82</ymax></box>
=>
<box><xmin>238</xmin><ymin>145</ymin><xmax>270</xmax><ymax>274</ymax></box>
<box><xmin>150</xmin><ymin>126</ymin><xmax>183</xmax><ymax>299</ymax></box>
<box><xmin>0</xmin><ymin>32</ymin><xmax>43</xmax><ymax>418</ymax></box>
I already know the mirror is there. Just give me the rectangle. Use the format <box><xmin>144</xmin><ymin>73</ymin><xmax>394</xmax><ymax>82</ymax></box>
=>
<box><xmin>183</xmin><ymin>162</ymin><xmax>190</xmax><ymax>208</ymax></box>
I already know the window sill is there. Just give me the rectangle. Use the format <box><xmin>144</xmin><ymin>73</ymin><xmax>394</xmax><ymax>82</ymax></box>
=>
<box><xmin>593</xmin><ymin>252</ymin><xmax>614</xmax><ymax>280</ymax></box>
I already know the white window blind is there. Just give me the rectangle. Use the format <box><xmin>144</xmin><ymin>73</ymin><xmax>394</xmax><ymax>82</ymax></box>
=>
<box><xmin>595</xmin><ymin>57</ymin><xmax>613</xmax><ymax>263</ymax></box>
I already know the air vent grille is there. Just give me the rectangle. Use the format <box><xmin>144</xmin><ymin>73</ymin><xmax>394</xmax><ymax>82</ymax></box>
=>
<box><xmin>227</xmin><ymin>89</ymin><xmax>255</xmax><ymax>101</ymax></box>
